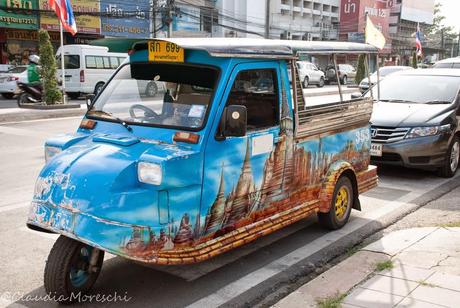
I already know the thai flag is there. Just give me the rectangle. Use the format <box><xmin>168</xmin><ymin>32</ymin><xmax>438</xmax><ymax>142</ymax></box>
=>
<box><xmin>415</xmin><ymin>23</ymin><xmax>423</xmax><ymax>56</ymax></box>
<box><xmin>49</xmin><ymin>0</ymin><xmax>77</xmax><ymax>36</ymax></box>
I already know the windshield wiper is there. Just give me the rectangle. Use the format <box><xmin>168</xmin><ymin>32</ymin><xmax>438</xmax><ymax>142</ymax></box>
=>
<box><xmin>88</xmin><ymin>110</ymin><xmax>133</xmax><ymax>132</ymax></box>
<box><xmin>424</xmin><ymin>100</ymin><xmax>452</xmax><ymax>104</ymax></box>
<box><xmin>379</xmin><ymin>99</ymin><xmax>418</xmax><ymax>104</ymax></box>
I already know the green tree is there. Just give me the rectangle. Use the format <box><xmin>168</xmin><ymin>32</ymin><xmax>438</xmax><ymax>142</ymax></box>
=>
<box><xmin>38</xmin><ymin>30</ymin><xmax>62</xmax><ymax>105</ymax></box>
<box><xmin>426</xmin><ymin>2</ymin><xmax>457</xmax><ymax>58</ymax></box>
<box><xmin>354</xmin><ymin>54</ymin><xmax>366</xmax><ymax>84</ymax></box>
<box><xmin>412</xmin><ymin>51</ymin><xmax>418</xmax><ymax>68</ymax></box>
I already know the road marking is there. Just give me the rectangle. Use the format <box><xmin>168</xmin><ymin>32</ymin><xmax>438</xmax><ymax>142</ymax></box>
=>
<box><xmin>186</xmin><ymin>176</ymin><xmax>456</xmax><ymax>308</ymax></box>
<box><xmin>0</xmin><ymin>126</ymin><xmax>50</xmax><ymax>138</ymax></box>
<box><xmin>0</xmin><ymin>115</ymin><xmax>82</xmax><ymax>126</ymax></box>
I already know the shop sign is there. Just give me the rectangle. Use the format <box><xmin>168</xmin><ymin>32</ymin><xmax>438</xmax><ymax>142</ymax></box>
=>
<box><xmin>39</xmin><ymin>0</ymin><xmax>101</xmax><ymax>34</ymax></box>
<box><xmin>0</xmin><ymin>0</ymin><xmax>39</xmax><ymax>30</ymax></box>
<box><xmin>100</xmin><ymin>0</ymin><xmax>150</xmax><ymax>38</ymax></box>
<box><xmin>5</xmin><ymin>29</ymin><xmax>60</xmax><ymax>42</ymax></box>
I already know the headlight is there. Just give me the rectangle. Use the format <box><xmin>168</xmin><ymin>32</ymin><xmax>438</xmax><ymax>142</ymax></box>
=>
<box><xmin>405</xmin><ymin>125</ymin><xmax>451</xmax><ymax>139</ymax></box>
<box><xmin>138</xmin><ymin>162</ymin><xmax>162</xmax><ymax>185</ymax></box>
<box><xmin>45</xmin><ymin>146</ymin><xmax>62</xmax><ymax>162</ymax></box>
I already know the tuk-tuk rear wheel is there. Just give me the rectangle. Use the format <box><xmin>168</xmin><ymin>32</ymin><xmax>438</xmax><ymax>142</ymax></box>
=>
<box><xmin>44</xmin><ymin>236</ymin><xmax>104</xmax><ymax>303</ymax></box>
<box><xmin>318</xmin><ymin>176</ymin><xmax>353</xmax><ymax>230</ymax></box>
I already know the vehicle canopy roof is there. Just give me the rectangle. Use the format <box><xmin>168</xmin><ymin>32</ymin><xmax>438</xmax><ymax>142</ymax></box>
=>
<box><xmin>91</xmin><ymin>37</ymin><xmax>378</xmax><ymax>59</ymax></box>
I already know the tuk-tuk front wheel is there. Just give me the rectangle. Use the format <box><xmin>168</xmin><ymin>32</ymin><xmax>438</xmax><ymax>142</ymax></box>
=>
<box><xmin>44</xmin><ymin>236</ymin><xmax>104</xmax><ymax>303</ymax></box>
<box><xmin>318</xmin><ymin>176</ymin><xmax>353</xmax><ymax>230</ymax></box>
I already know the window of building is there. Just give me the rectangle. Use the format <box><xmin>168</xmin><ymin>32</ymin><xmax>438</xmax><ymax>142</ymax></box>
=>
<box><xmin>226</xmin><ymin>69</ymin><xmax>279</xmax><ymax>131</ymax></box>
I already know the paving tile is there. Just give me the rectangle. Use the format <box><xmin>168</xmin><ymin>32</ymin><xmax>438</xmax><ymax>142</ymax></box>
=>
<box><xmin>341</xmin><ymin>304</ymin><xmax>364</xmax><ymax>308</ymax></box>
<box><xmin>406</xmin><ymin>228</ymin><xmax>460</xmax><ymax>255</ymax></box>
<box><xmin>395</xmin><ymin>297</ymin><xmax>449</xmax><ymax>308</ymax></box>
<box><xmin>379</xmin><ymin>263</ymin><xmax>435</xmax><ymax>282</ymax></box>
<box><xmin>393</xmin><ymin>251</ymin><xmax>449</xmax><ymax>269</ymax></box>
<box><xmin>408</xmin><ymin>285</ymin><xmax>460</xmax><ymax>307</ymax></box>
<box><xmin>425</xmin><ymin>271</ymin><xmax>460</xmax><ymax>292</ymax></box>
<box><xmin>360</xmin><ymin>275</ymin><xmax>419</xmax><ymax>297</ymax></box>
<box><xmin>362</xmin><ymin>228</ymin><xmax>438</xmax><ymax>256</ymax></box>
<box><xmin>343</xmin><ymin>287</ymin><xmax>404</xmax><ymax>308</ymax></box>
<box><xmin>436</xmin><ymin>256</ymin><xmax>460</xmax><ymax>276</ymax></box>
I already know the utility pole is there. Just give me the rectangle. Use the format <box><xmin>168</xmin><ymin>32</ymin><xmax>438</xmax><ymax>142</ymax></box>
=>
<box><xmin>441</xmin><ymin>28</ymin><xmax>444</xmax><ymax>59</ymax></box>
<box><xmin>167</xmin><ymin>0</ymin><xmax>174</xmax><ymax>38</ymax></box>
<box><xmin>265</xmin><ymin>0</ymin><xmax>270</xmax><ymax>39</ymax></box>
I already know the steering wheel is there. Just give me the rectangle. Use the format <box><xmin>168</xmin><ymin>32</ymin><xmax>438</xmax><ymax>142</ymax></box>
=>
<box><xmin>129</xmin><ymin>104</ymin><xmax>159</xmax><ymax>119</ymax></box>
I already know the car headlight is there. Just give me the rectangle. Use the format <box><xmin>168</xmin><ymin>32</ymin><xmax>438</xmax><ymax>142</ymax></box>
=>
<box><xmin>45</xmin><ymin>146</ymin><xmax>62</xmax><ymax>162</ymax></box>
<box><xmin>138</xmin><ymin>162</ymin><xmax>162</xmax><ymax>185</ymax></box>
<box><xmin>405</xmin><ymin>125</ymin><xmax>451</xmax><ymax>139</ymax></box>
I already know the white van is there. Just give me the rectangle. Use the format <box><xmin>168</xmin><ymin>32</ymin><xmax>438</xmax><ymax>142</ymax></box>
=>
<box><xmin>56</xmin><ymin>45</ymin><xmax>127</xmax><ymax>99</ymax></box>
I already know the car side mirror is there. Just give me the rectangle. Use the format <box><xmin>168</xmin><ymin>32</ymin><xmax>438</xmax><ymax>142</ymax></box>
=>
<box><xmin>86</xmin><ymin>94</ymin><xmax>95</xmax><ymax>109</ymax></box>
<box><xmin>217</xmin><ymin>105</ymin><xmax>247</xmax><ymax>140</ymax></box>
<box><xmin>351</xmin><ymin>93</ymin><xmax>362</xmax><ymax>99</ymax></box>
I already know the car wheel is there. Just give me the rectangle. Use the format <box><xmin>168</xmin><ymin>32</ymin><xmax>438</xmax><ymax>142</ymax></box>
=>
<box><xmin>17</xmin><ymin>93</ymin><xmax>30</xmax><ymax>107</ymax></box>
<box><xmin>94</xmin><ymin>82</ymin><xmax>105</xmax><ymax>96</ymax></box>
<box><xmin>438</xmin><ymin>136</ymin><xmax>460</xmax><ymax>178</ymax></box>
<box><xmin>318</xmin><ymin>176</ymin><xmax>353</xmax><ymax>230</ymax></box>
<box><xmin>341</xmin><ymin>75</ymin><xmax>348</xmax><ymax>85</ymax></box>
<box><xmin>303</xmin><ymin>77</ymin><xmax>309</xmax><ymax>88</ymax></box>
<box><xmin>145</xmin><ymin>82</ymin><xmax>158</xmax><ymax>97</ymax></box>
<box><xmin>1</xmin><ymin>93</ymin><xmax>14</xmax><ymax>99</ymax></box>
<box><xmin>317</xmin><ymin>77</ymin><xmax>325</xmax><ymax>88</ymax></box>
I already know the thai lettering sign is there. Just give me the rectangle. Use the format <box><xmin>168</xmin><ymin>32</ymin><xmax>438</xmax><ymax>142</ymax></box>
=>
<box><xmin>100</xmin><ymin>0</ymin><xmax>150</xmax><ymax>38</ymax></box>
<box><xmin>39</xmin><ymin>0</ymin><xmax>101</xmax><ymax>34</ymax></box>
<box><xmin>6</xmin><ymin>29</ymin><xmax>60</xmax><ymax>41</ymax></box>
<box><xmin>0</xmin><ymin>0</ymin><xmax>39</xmax><ymax>30</ymax></box>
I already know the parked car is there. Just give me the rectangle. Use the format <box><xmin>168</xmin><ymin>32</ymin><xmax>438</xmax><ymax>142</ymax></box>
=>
<box><xmin>432</xmin><ymin>57</ymin><xmax>460</xmax><ymax>69</ymax></box>
<box><xmin>0</xmin><ymin>64</ymin><xmax>14</xmax><ymax>73</ymax></box>
<box><xmin>296</xmin><ymin>61</ymin><xmax>325</xmax><ymax>88</ymax></box>
<box><xmin>359</xmin><ymin>66</ymin><xmax>413</xmax><ymax>93</ymax></box>
<box><xmin>325</xmin><ymin>63</ymin><xmax>356</xmax><ymax>85</ymax></box>
<box><xmin>56</xmin><ymin>45</ymin><xmax>128</xmax><ymax>99</ymax></box>
<box><xmin>0</xmin><ymin>66</ymin><xmax>28</xmax><ymax>99</ymax></box>
<box><xmin>368</xmin><ymin>69</ymin><xmax>460</xmax><ymax>177</ymax></box>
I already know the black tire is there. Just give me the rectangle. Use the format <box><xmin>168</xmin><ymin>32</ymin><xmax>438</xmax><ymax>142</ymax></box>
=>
<box><xmin>325</xmin><ymin>79</ymin><xmax>330</xmax><ymax>85</ymax></box>
<box><xmin>303</xmin><ymin>76</ymin><xmax>309</xmax><ymax>88</ymax></box>
<box><xmin>67</xmin><ymin>92</ymin><xmax>80</xmax><ymax>100</ymax></box>
<box><xmin>317</xmin><ymin>77</ymin><xmax>325</xmax><ymax>88</ymax></box>
<box><xmin>438</xmin><ymin>136</ymin><xmax>460</xmax><ymax>178</ymax></box>
<box><xmin>44</xmin><ymin>236</ymin><xmax>104</xmax><ymax>304</ymax></box>
<box><xmin>341</xmin><ymin>75</ymin><xmax>348</xmax><ymax>85</ymax></box>
<box><xmin>94</xmin><ymin>82</ymin><xmax>105</xmax><ymax>96</ymax></box>
<box><xmin>17</xmin><ymin>93</ymin><xmax>30</xmax><ymax>107</ymax></box>
<box><xmin>1</xmin><ymin>93</ymin><xmax>14</xmax><ymax>99</ymax></box>
<box><xmin>318</xmin><ymin>176</ymin><xmax>353</xmax><ymax>230</ymax></box>
<box><xmin>145</xmin><ymin>82</ymin><xmax>158</xmax><ymax>97</ymax></box>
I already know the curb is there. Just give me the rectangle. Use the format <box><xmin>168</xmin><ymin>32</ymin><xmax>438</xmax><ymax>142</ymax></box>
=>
<box><xmin>0</xmin><ymin>107</ymin><xmax>85</xmax><ymax>124</ymax></box>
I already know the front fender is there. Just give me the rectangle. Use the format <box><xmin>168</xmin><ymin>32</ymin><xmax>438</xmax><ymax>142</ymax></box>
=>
<box><xmin>318</xmin><ymin>160</ymin><xmax>360</xmax><ymax>213</ymax></box>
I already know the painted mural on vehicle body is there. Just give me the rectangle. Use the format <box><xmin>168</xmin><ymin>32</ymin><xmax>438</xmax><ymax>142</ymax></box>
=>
<box><xmin>27</xmin><ymin>39</ymin><xmax>378</xmax><ymax>268</ymax></box>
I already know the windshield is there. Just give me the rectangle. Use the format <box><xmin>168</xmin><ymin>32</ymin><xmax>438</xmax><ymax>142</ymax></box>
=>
<box><xmin>366</xmin><ymin>75</ymin><xmax>459</xmax><ymax>103</ymax></box>
<box><xmin>371</xmin><ymin>67</ymin><xmax>409</xmax><ymax>78</ymax></box>
<box><xmin>88</xmin><ymin>63</ymin><xmax>219</xmax><ymax>130</ymax></box>
<box><xmin>7</xmin><ymin>66</ymin><xmax>27</xmax><ymax>73</ymax></box>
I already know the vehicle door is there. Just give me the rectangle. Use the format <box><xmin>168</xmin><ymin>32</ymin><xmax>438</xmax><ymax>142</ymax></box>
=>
<box><xmin>309</xmin><ymin>63</ymin><xmax>322</xmax><ymax>83</ymax></box>
<box><xmin>58</xmin><ymin>53</ymin><xmax>81</xmax><ymax>90</ymax></box>
<box><xmin>200</xmin><ymin>62</ymin><xmax>285</xmax><ymax>237</ymax></box>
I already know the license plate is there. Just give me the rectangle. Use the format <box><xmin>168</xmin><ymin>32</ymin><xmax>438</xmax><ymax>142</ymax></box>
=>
<box><xmin>370</xmin><ymin>143</ymin><xmax>383</xmax><ymax>157</ymax></box>
<box><xmin>148</xmin><ymin>40</ymin><xmax>184</xmax><ymax>63</ymax></box>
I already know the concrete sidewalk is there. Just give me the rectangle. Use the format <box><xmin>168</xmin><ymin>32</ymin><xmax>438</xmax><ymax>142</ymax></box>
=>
<box><xmin>274</xmin><ymin>227</ymin><xmax>460</xmax><ymax>308</ymax></box>
<box><xmin>0</xmin><ymin>104</ymin><xmax>85</xmax><ymax>123</ymax></box>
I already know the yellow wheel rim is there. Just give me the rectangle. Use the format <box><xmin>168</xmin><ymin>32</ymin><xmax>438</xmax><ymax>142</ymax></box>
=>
<box><xmin>335</xmin><ymin>186</ymin><xmax>349</xmax><ymax>220</ymax></box>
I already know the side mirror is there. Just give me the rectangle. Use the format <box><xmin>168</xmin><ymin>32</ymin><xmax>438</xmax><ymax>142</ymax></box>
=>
<box><xmin>351</xmin><ymin>93</ymin><xmax>362</xmax><ymax>99</ymax></box>
<box><xmin>217</xmin><ymin>105</ymin><xmax>247</xmax><ymax>140</ymax></box>
<box><xmin>86</xmin><ymin>94</ymin><xmax>95</xmax><ymax>109</ymax></box>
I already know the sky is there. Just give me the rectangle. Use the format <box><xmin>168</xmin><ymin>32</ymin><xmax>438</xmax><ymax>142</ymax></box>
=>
<box><xmin>438</xmin><ymin>0</ymin><xmax>460</xmax><ymax>32</ymax></box>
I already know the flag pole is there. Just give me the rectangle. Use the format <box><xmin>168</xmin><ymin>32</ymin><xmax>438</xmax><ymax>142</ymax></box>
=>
<box><xmin>59</xmin><ymin>21</ymin><xmax>66</xmax><ymax>104</ymax></box>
